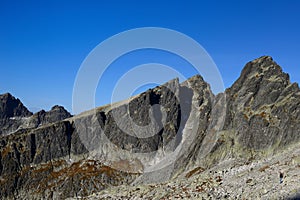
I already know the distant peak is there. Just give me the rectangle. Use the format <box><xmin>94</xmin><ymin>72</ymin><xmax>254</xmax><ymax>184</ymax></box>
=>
<box><xmin>0</xmin><ymin>92</ymin><xmax>32</xmax><ymax>119</ymax></box>
<box><xmin>51</xmin><ymin>105</ymin><xmax>65</xmax><ymax>110</ymax></box>
<box><xmin>251</xmin><ymin>55</ymin><xmax>273</xmax><ymax>63</ymax></box>
<box><xmin>248</xmin><ymin>55</ymin><xmax>279</xmax><ymax>70</ymax></box>
<box><xmin>228</xmin><ymin>56</ymin><xmax>291</xmax><ymax>98</ymax></box>
<box><xmin>237</xmin><ymin>56</ymin><xmax>285</xmax><ymax>79</ymax></box>
<box><xmin>187</xmin><ymin>74</ymin><xmax>205</xmax><ymax>82</ymax></box>
<box><xmin>49</xmin><ymin>105</ymin><xmax>72</xmax><ymax>117</ymax></box>
<box><xmin>0</xmin><ymin>92</ymin><xmax>13</xmax><ymax>99</ymax></box>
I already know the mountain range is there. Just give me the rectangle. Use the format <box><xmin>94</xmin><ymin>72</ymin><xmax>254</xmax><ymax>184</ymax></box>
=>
<box><xmin>0</xmin><ymin>56</ymin><xmax>299</xmax><ymax>199</ymax></box>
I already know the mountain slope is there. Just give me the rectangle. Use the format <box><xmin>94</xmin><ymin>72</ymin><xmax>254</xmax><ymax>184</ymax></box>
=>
<box><xmin>79</xmin><ymin>142</ymin><xmax>300</xmax><ymax>199</ymax></box>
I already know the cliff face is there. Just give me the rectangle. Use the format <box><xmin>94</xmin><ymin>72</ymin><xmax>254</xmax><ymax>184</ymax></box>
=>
<box><xmin>191</xmin><ymin>56</ymin><xmax>300</xmax><ymax>170</ymax></box>
<box><xmin>224</xmin><ymin>56</ymin><xmax>300</xmax><ymax>150</ymax></box>
<box><xmin>0</xmin><ymin>56</ymin><xmax>300</xmax><ymax>199</ymax></box>
<box><xmin>208</xmin><ymin>57</ymin><xmax>300</xmax><ymax>160</ymax></box>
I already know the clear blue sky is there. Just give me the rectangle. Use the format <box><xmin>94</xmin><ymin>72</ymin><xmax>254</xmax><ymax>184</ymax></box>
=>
<box><xmin>0</xmin><ymin>0</ymin><xmax>299</xmax><ymax>113</ymax></box>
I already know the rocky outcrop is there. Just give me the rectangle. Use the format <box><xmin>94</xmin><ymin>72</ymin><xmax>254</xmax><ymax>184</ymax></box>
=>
<box><xmin>0</xmin><ymin>56</ymin><xmax>299</xmax><ymax>199</ymax></box>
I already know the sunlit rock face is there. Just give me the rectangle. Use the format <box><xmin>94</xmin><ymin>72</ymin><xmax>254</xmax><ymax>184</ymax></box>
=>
<box><xmin>224</xmin><ymin>56</ymin><xmax>300</xmax><ymax>150</ymax></box>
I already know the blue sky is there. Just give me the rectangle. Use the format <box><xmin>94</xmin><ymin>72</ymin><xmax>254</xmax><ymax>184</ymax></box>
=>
<box><xmin>0</xmin><ymin>1</ymin><xmax>299</xmax><ymax>113</ymax></box>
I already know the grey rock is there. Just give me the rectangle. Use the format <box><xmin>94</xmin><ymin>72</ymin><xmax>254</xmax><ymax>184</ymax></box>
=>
<box><xmin>0</xmin><ymin>93</ymin><xmax>32</xmax><ymax>135</ymax></box>
<box><xmin>224</xmin><ymin>56</ymin><xmax>300</xmax><ymax>151</ymax></box>
<box><xmin>0</xmin><ymin>93</ymin><xmax>32</xmax><ymax>119</ymax></box>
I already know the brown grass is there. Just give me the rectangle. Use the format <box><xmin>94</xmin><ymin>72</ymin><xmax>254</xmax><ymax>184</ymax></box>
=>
<box><xmin>195</xmin><ymin>185</ymin><xmax>205</xmax><ymax>192</ymax></box>
<box><xmin>259</xmin><ymin>112</ymin><xmax>267</xmax><ymax>118</ymax></box>
<box><xmin>185</xmin><ymin>167</ymin><xmax>205</xmax><ymax>178</ymax></box>
<box><xmin>246</xmin><ymin>179</ymin><xmax>253</xmax><ymax>183</ymax></box>
<box><xmin>1</xmin><ymin>145</ymin><xmax>11</xmax><ymax>157</ymax></box>
<box><xmin>215</xmin><ymin>175</ymin><xmax>222</xmax><ymax>182</ymax></box>
<box><xmin>18</xmin><ymin>158</ymin><xmax>141</xmax><ymax>195</ymax></box>
<box><xmin>259</xmin><ymin>165</ymin><xmax>270</xmax><ymax>172</ymax></box>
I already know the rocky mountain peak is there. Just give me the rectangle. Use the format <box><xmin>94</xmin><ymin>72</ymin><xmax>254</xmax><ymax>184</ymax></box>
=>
<box><xmin>247</xmin><ymin>56</ymin><xmax>279</xmax><ymax>72</ymax></box>
<box><xmin>26</xmin><ymin>105</ymin><xmax>72</xmax><ymax>129</ymax></box>
<box><xmin>230</xmin><ymin>56</ymin><xmax>290</xmax><ymax>95</ymax></box>
<box><xmin>223</xmin><ymin>56</ymin><xmax>300</xmax><ymax>151</ymax></box>
<box><xmin>45</xmin><ymin>104</ymin><xmax>72</xmax><ymax>122</ymax></box>
<box><xmin>251</xmin><ymin>56</ymin><xmax>289</xmax><ymax>80</ymax></box>
<box><xmin>51</xmin><ymin>105</ymin><xmax>65</xmax><ymax>111</ymax></box>
<box><xmin>0</xmin><ymin>93</ymin><xmax>32</xmax><ymax>119</ymax></box>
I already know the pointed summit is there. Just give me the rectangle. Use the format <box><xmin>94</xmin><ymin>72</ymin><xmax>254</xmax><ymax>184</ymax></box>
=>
<box><xmin>250</xmin><ymin>56</ymin><xmax>289</xmax><ymax>80</ymax></box>
<box><xmin>229</xmin><ymin>56</ymin><xmax>290</xmax><ymax>96</ymax></box>
<box><xmin>251</xmin><ymin>55</ymin><xmax>273</xmax><ymax>63</ymax></box>
<box><xmin>224</xmin><ymin>56</ymin><xmax>300</xmax><ymax>149</ymax></box>
<box><xmin>0</xmin><ymin>93</ymin><xmax>32</xmax><ymax>119</ymax></box>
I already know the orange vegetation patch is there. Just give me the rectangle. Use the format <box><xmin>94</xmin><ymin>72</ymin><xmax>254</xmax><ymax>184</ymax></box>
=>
<box><xmin>49</xmin><ymin>160</ymin><xmax>102</xmax><ymax>179</ymax></box>
<box><xmin>48</xmin><ymin>159</ymin><xmax>140</xmax><ymax>181</ymax></box>
<box><xmin>185</xmin><ymin>167</ymin><xmax>205</xmax><ymax>178</ymax></box>
<box><xmin>31</xmin><ymin>160</ymin><xmax>67</xmax><ymax>175</ymax></box>
<box><xmin>1</xmin><ymin>145</ymin><xmax>11</xmax><ymax>157</ymax></box>
<box><xmin>32</xmin><ymin>160</ymin><xmax>122</xmax><ymax>192</ymax></box>
<box><xmin>195</xmin><ymin>185</ymin><xmax>205</xmax><ymax>192</ymax></box>
<box><xmin>259</xmin><ymin>112</ymin><xmax>267</xmax><ymax>118</ymax></box>
<box><xmin>246</xmin><ymin>179</ymin><xmax>253</xmax><ymax>183</ymax></box>
<box><xmin>215</xmin><ymin>175</ymin><xmax>222</xmax><ymax>183</ymax></box>
<box><xmin>259</xmin><ymin>165</ymin><xmax>270</xmax><ymax>172</ymax></box>
<box><xmin>111</xmin><ymin>158</ymin><xmax>144</xmax><ymax>173</ymax></box>
<box><xmin>20</xmin><ymin>159</ymin><xmax>141</xmax><ymax>195</ymax></box>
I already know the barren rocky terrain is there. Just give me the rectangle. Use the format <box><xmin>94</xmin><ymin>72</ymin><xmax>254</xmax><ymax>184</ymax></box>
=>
<box><xmin>83</xmin><ymin>142</ymin><xmax>300</xmax><ymax>199</ymax></box>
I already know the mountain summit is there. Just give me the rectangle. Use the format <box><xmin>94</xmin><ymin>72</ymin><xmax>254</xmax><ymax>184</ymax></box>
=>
<box><xmin>0</xmin><ymin>56</ymin><xmax>299</xmax><ymax>199</ymax></box>
<box><xmin>0</xmin><ymin>93</ymin><xmax>32</xmax><ymax>119</ymax></box>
